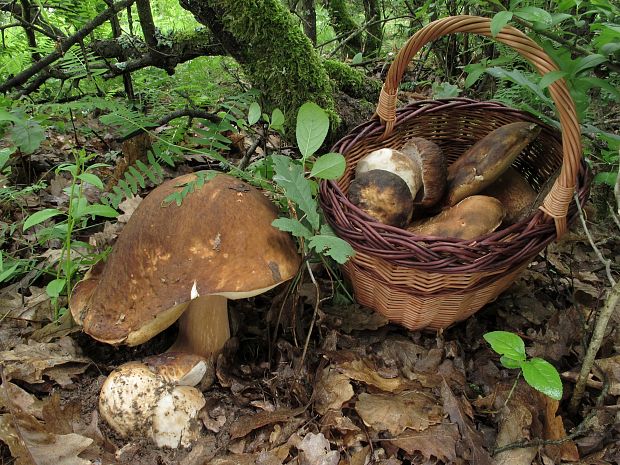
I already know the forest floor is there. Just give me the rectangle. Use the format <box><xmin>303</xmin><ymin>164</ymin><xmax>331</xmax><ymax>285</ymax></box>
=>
<box><xmin>0</xmin><ymin>116</ymin><xmax>619</xmax><ymax>465</ymax></box>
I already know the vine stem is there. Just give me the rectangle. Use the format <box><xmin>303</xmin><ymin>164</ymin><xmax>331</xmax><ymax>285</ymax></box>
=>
<box><xmin>297</xmin><ymin>260</ymin><xmax>320</xmax><ymax>375</ymax></box>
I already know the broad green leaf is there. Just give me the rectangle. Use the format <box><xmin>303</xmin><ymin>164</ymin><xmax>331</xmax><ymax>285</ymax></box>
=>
<box><xmin>593</xmin><ymin>171</ymin><xmax>618</xmax><ymax>187</ymax></box>
<box><xmin>248</xmin><ymin>102</ymin><xmax>261</xmax><ymax>125</ymax></box>
<box><xmin>0</xmin><ymin>147</ymin><xmax>15</xmax><ymax>170</ymax></box>
<box><xmin>573</xmin><ymin>54</ymin><xmax>608</xmax><ymax>75</ymax></box>
<box><xmin>500</xmin><ymin>355</ymin><xmax>523</xmax><ymax>369</ymax></box>
<box><xmin>310</xmin><ymin>153</ymin><xmax>346</xmax><ymax>180</ymax></box>
<box><xmin>46</xmin><ymin>278</ymin><xmax>66</xmax><ymax>298</ymax></box>
<box><xmin>483</xmin><ymin>331</ymin><xmax>527</xmax><ymax>362</ymax></box>
<box><xmin>23</xmin><ymin>208</ymin><xmax>63</xmax><ymax>231</ymax></box>
<box><xmin>9</xmin><ymin>119</ymin><xmax>46</xmax><ymax>154</ymax></box>
<box><xmin>521</xmin><ymin>358</ymin><xmax>563</xmax><ymax>400</ymax></box>
<box><xmin>270</xmin><ymin>108</ymin><xmax>285</xmax><ymax>131</ymax></box>
<box><xmin>515</xmin><ymin>7</ymin><xmax>553</xmax><ymax>28</ymax></box>
<box><xmin>351</xmin><ymin>52</ymin><xmax>363</xmax><ymax>65</ymax></box>
<box><xmin>308</xmin><ymin>235</ymin><xmax>355</xmax><ymax>264</ymax></box>
<box><xmin>272</xmin><ymin>154</ymin><xmax>320</xmax><ymax>230</ymax></box>
<box><xmin>272</xmin><ymin>217</ymin><xmax>313</xmax><ymax>239</ymax></box>
<box><xmin>0</xmin><ymin>264</ymin><xmax>19</xmax><ymax>283</ymax></box>
<box><xmin>0</xmin><ymin>110</ymin><xmax>20</xmax><ymax>123</ymax></box>
<box><xmin>464</xmin><ymin>65</ymin><xmax>487</xmax><ymax>88</ymax></box>
<box><xmin>485</xmin><ymin>67</ymin><xmax>553</xmax><ymax>106</ymax></box>
<box><xmin>432</xmin><ymin>82</ymin><xmax>460</xmax><ymax>99</ymax></box>
<box><xmin>77</xmin><ymin>173</ymin><xmax>104</xmax><ymax>190</ymax></box>
<box><xmin>491</xmin><ymin>11</ymin><xmax>513</xmax><ymax>37</ymax></box>
<box><xmin>539</xmin><ymin>71</ymin><xmax>566</xmax><ymax>89</ymax></box>
<box><xmin>296</xmin><ymin>102</ymin><xmax>329</xmax><ymax>159</ymax></box>
<box><xmin>78</xmin><ymin>204</ymin><xmax>119</xmax><ymax>219</ymax></box>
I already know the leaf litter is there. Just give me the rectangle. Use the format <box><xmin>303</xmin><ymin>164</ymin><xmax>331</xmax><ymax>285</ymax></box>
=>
<box><xmin>1</xmin><ymin>129</ymin><xmax>619</xmax><ymax>464</ymax></box>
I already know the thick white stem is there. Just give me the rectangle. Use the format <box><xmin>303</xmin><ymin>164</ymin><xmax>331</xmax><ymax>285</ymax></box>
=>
<box><xmin>169</xmin><ymin>295</ymin><xmax>230</xmax><ymax>359</ymax></box>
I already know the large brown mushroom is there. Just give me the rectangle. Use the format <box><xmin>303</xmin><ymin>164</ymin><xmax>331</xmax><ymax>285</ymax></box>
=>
<box><xmin>70</xmin><ymin>173</ymin><xmax>300</xmax><ymax>446</ymax></box>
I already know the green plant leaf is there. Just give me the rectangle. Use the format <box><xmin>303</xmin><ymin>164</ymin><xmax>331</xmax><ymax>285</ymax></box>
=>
<box><xmin>272</xmin><ymin>218</ymin><xmax>313</xmax><ymax>239</ymax></box>
<box><xmin>23</xmin><ymin>208</ymin><xmax>63</xmax><ymax>231</ymax></box>
<box><xmin>78</xmin><ymin>204</ymin><xmax>119</xmax><ymax>219</ymax></box>
<box><xmin>9</xmin><ymin>119</ymin><xmax>46</xmax><ymax>154</ymax></box>
<box><xmin>0</xmin><ymin>264</ymin><xmax>19</xmax><ymax>283</ymax></box>
<box><xmin>46</xmin><ymin>278</ymin><xmax>66</xmax><ymax>298</ymax></box>
<box><xmin>491</xmin><ymin>11</ymin><xmax>513</xmax><ymax>37</ymax></box>
<box><xmin>351</xmin><ymin>52</ymin><xmax>363</xmax><ymax>65</ymax></box>
<box><xmin>515</xmin><ymin>7</ymin><xmax>553</xmax><ymax>28</ymax></box>
<box><xmin>272</xmin><ymin>154</ymin><xmax>320</xmax><ymax>230</ymax></box>
<box><xmin>0</xmin><ymin>147</ymin><xmax>15</xmax><ymax>170</ymax></box>
<box><xmin>594</xmin><ymin>171</ymin><xmax>618</xmax><ymax>187</ymax></box>
<box><xmin>270</xmin><ymin>108</ymin><xmax>285</xmax><ymax>131</ymax></box>
<box><xmin>573</xmin><ymin>54</ymin><xmax>608</xmax><ymax>76</ymax></box>
<box><xmin>77</xmin><ymin>173</ymin><xmax>105</xmax><ymax>190</ymax></box>
<box><xmin>248</xmin><ymin>101</ymin><xmax>261</xmax><ymax>125</ymax></box>
<box><xmin>296</xmin><ymin>102</ymin><xmax>329</xmax><ymax>159</ymax></box>
<box><xmin>521</xmin><ymin>358</ymin><xmax>563</xmax><ymax>400</ymax></box>
<box><xmin>483</xmin><ymin>331</ymin><xmax>527</xmax><ymax>362</ymax></box>
<box><xmin>310</xmin><ymin>153</ymin><xmax>346</xmax><ymax>180</ymax></box>
<box><xmin>500</xmin><ymin>355</ymin><xmax>523</xmax><ymax>369</ymax></box>
<box><xmin>308</xmin><ymin>235</ymin><xmax>355</xmax><ymax>264</ymax></box>
<box><xmin>539</xmin><ymin>70</ymin><xmax>566</xmax><ymax>89</ymax></box>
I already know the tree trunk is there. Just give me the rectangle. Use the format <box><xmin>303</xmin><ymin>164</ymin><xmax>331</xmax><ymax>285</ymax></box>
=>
<box><xmin>363</xmin><ymin>0</ymin><xmax>382</xmax><ymax>57</ymax></box>
<box><xmin>179</xmin><ymin>0</ymin><xmax>335</xmax><ymax>133</ymax></box>
<box><xmin>324</xmin><ymin>0</ymin><xmax>363</xmax><ymax>58</ymax></box>
<box><xmin>298</xmin><ymin>0</ymin><xmax>317</xmax><ymax>45</ymax></box>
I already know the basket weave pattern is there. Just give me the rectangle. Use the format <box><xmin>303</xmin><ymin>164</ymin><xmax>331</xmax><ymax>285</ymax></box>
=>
<box><xmin>319</xmin><ymin>16</ymin><xmax>591</xmax><ymax>330</ymax></box>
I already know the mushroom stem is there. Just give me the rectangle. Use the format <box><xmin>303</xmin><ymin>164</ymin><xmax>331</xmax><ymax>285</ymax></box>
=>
<box><xmin>169</xmin><ymin>295</ymin><xmax>230</xmax><ymax>359</ymax></box>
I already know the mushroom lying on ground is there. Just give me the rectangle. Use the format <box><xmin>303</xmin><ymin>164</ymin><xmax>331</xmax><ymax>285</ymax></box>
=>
<box><xmin>348</xmin><ymin>138</ymin><xmax>446</xmax><ymax>227</ymax></box>
<box><xmin>70</xmin><ymin>173</ymin><xmax>300</xmax><ymax>446</ymax></box>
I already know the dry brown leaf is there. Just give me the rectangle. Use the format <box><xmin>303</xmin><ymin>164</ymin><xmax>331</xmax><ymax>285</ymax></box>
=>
<box><xmin>321</xmin><ymin>304</ymin><xmax>388</xmax><ymax>333</ymax></box>
<box><xmin>595</xmin><ymin>355</ymin><xmax>620</xmax><ymax>396</ymax></box>
<box><xmin>229</xmin><ymin>407</ymin><xmax>305</xmax><ymax>440</ymax></box>
<box><xmin>355</xmin><ymin>391</ymin><xmax>443</xmax><ymax>436</ymax></box>
<box><xmin>29</xmin><ymin>312</ymin><xmax>79</xmax><ymax>343</ymax></box>
<box><xmin>296</xmin><ymin>432</ymin><xmax>340</xmax><ymax>465</ymax></box>
<box><xmin>348</xmin><ymin>445</ymin><xmax>370</xmax><ymax>465</ymax></box>
<box><xmin>389</xmin><ymin>422</ymin><xmax>459</xmax><ymax>462</ymax></box>
<box><xmin>494</xmin><ymin>403</ymin><xmax>537</xmax><ymax>465</ymax></box>
<box><xmin>314</xmin><ymin>367</ymin><xmax>354</xmax><ymax>415</ymax></box>
<box><xmin>541</xmin><ymin>394</ymin><xmax>579</xmax><ymax>462</ymax></box>
<box><xmin>338</xmin><ymin>358</ymin><xmax>407</xmax><ymax>393</ymax></box>
<box><xmin>440</xmin><ymin>381</ymin><xmax>495</xmax><ymax>465</ymax></box>
<box><xmin>0</xmin><ymin>383</ymin><xmax>46</xmax><ymax>419</ymax></box>
<box><xmin>207</xmin><ymin>443</ymin><xmax>290</xmax><ymax>465</ymax></box>
<box><xmin>0</xmin><ymin>337</ymin><xmax>90</xmax><ymax>386</ymax></box>
<box><xmin>0</xmin><ymin>284</ymin><xmax>52</xmax><ymax>323</ymax></box>
<box><xmin>0</xmin><ymin>410</ymin><xmax>93</xmax><ymax>465</ymax></box>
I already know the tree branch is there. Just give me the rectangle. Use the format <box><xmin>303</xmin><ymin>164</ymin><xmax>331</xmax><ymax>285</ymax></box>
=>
<box><xmin>0</xmin><ymin>0</ymin><xmax>136</xmax><ymax>94</ymax></box>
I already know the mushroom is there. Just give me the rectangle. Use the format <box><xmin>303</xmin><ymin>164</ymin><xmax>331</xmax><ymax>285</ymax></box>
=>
<box><xmin>70</xmin><ymin>173</ymin><xmax>300</xmax><ymax>446</ymax></box>
<box><xmin>480</xmin><ymin>167</ymin><xmax>538</xmax><ymax>225</ymax></box>
<box><xmin>348</xmin><ymin>139</ymin><xmax>446</xmax><ymax>227</ymax></box>
<box><xmin>99</xmin><ymin>353</ymin><xmax>207</xmax><ymax>448</ymax></box>
<box><xmin>407</xmin><ymin>195</ymin><xmax>505</xmax><ymax>239</ymax></box>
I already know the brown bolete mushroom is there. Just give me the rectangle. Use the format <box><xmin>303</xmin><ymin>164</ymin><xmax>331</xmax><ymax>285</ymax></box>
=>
<box><xmin>481</xmin><ymin>167</ymin><xmax>538</xmax><ymax>225</ymax></box>
<box><xmin>407</xmin><ymin>195</ymin><xmax>505</xmax><ymax>239</ymax></box>
<box><xmin>71</xmin><ymin>173</ymin><xmax>300</xmax><ymax>358</ymax></box>
<box><xmin>99</xmin><ymin>353</ymin><xmax>207</xmax><ymax>448</ymax></box>
<box><xmin>348</xmin><ymin>139</ymin><xmax>446</xmax><ymax>227</ymax></box>
<box><xmin>70</xmin><ymin>173</ymin><xmax>300</xmax><ymax>446</ymax></box>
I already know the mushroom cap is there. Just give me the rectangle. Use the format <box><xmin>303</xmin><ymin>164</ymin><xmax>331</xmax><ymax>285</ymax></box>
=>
<box><xmin>70</xmin><ymin>173</ymin><xmax>300</xmax><ymax>346</ymax></box>
<box><xmin>400</xmin><ymin>138</ymin><xmax>446</xmax><ymax>207</ymax></box>
<box><xmin>348</xmin><ymin>169</ymin><xmax>414</xmax><ymax>227</ymax></box>
<box><xmin>99</xmin><ymin>355</ymin><xmax>207</xmax><ymax>448</ymax></box>
<box><xmin>355</xmin><ymin>148</ymin><xmax>421</xmax><ymax>199</ymax></box>
<box><xmin>480</xmin><ymin>167</ymin><xmax>537</xmax><ymax>225</ymax></box>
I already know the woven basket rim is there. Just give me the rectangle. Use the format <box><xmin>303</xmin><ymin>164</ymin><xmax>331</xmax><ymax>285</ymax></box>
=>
<box><xmin>319</xmin><ymin>97</ymin><xmax>591</xmax><ymax>274</ymax></box>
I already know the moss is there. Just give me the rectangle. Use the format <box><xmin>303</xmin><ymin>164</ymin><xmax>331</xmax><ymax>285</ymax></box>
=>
<box><xmin>323</xmin><ymin>59</ymin><xmax>381</xmax><ymax>102</ymax></box>
<box><xmin>209</xmin><ymin>0</ymin><xmax>337</xmax><ymax>134</ymax></box>
<box><xmin>324</xmin><ymin>0</ymin><xmax>363</xmax><ymax>56</ymax></box>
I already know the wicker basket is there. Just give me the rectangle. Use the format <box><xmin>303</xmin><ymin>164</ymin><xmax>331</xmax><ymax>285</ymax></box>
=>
<box><xmin>319</xmin><ymin>15</ymin><xmax>591</xmax><ymax>331</ymax></box>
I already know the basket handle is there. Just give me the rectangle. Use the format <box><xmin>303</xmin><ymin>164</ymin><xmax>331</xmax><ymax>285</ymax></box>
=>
<box><xmin>377</xmin><ymin>15</ymin><xmax>581</xmax><ymax>237</ymax></box>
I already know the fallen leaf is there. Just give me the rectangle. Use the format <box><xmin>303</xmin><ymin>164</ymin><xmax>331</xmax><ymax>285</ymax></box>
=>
<box><xmin>441</xmin><ymin>381</ymin><xmax>495</xmax><ymax>465</ymax></box>
<box><xmin>541</xmin><ymin>394</ymin><xmax>579</xmax><ymax>461</ymax></box>
<box><xmin>335</xmin><ymin>357</ymin><xmax>408</xmax><ymax>393</ymax></box>
<box><xmin>595</xmin><ymin>355</ymin><xmax>620</xmax><ymax>396</ymax></box>
<box><xmin>321</xmin><ymin>304</ymin><xmax>388</xmax><ymax>333</ymax></box>
<box><xmin>389</xmin><ymin>422</ymin><xmax>459</xmax><ymax>462</ymax></box>
<box><xmin>229</xmin><ymin>407</ymin><xmax>305</xmax><ymax>440</ymax></box>
<box><xmin>0</xmin><ymin>382</ymin><xmax>46</xmax><ymax>419</ymax></box>
<box><xmin>0</xmin><ymin>337</ymin><xmax>90</xmax><ymax>386</ymax></box>
<box><xmin>355</xmin><ymin>391</ymin><xmax>443</xmax><ymax>436</ymax></box>
<box><xmin>494</xmin><ymin>402</ymin><xmax>537</xmax><ymax>465</ymax></box>
<box><xmin>313</xmin><ymin>367</ymin><xmax>354</xmax><ymax>415</ymax></box>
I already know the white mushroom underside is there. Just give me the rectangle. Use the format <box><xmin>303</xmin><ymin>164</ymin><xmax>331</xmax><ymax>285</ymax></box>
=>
<box><xmin>355</xmin><ymin>148</ymin><xmax>422</xmax><ymax>198</ymax></box>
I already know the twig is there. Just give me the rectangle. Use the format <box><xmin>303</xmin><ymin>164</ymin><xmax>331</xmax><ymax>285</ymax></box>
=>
<box><xmin>297</xmin><ymin>260</ymin><xmax>320</xmax><ymax>374</ymax></box>
<box><xmin>569</xmin><ymin>277</ymin><xmax>620</xmax><ymax>412</ymax></box>
<box><xmin>574</xmin><ymin>192</ymin><xmax>616</xmax><ymax>286</ymax></box>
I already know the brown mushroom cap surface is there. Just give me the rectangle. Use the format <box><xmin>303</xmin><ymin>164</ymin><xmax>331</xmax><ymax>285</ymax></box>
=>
<box><xmin>400</xmin><ymin>138</ymin><xmax>446</xmax><ymax>207</ymax></box>
<box><xmin>480</xmin><ymin>167</ymin><xmax>538</xmax><ymax>225</ymax></box>
<box><xmin>407</xmin><ymin>195</ymin><xmax>505</xmax><ymax>239</ymax></box>
<box><xmin>348</xmin><ymin>169</ymin><xmax>414</xmax><ymax>227</ymax></box>
<box><xmin>70</xmin><ymin>173</ymin><xmax>300</xmax><ymax>346</ymax></box>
